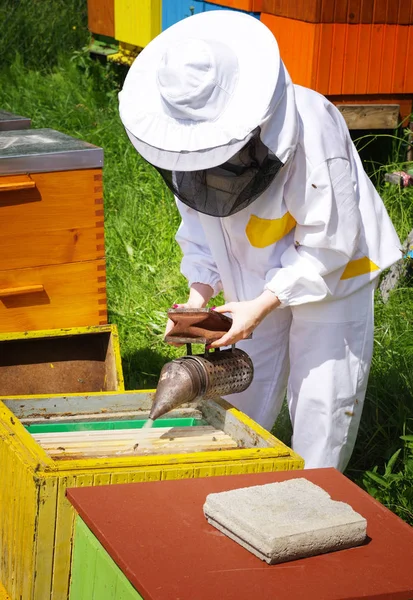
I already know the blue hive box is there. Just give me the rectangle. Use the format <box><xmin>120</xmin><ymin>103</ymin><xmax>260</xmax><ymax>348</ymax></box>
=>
<box><xmin>162</xmin><ymin>0</ymin><xmax>259</xmax><ymax>31</ymax></box>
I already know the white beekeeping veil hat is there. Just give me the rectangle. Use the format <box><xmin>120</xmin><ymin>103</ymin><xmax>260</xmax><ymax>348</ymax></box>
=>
<box><xmin>119</xmin><ymin>10</ymin><xmax>299</xmax><ymax>173</ymax></box>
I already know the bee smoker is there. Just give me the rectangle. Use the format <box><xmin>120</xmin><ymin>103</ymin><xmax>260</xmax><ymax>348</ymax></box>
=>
<box><xmin>149</xmin><ymin>308</ymin><xmax>254</xmax><ymax>421</ymax></box>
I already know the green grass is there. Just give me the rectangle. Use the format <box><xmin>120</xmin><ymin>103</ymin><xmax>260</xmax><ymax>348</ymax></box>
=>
<box><xmin>0</xmin><ymin>0</ymin><xmax>88</xmax><ymax>70</ymax></box>
<box><xmin>0</xmin><ymin>0</ymin><xmax>412</xmax><ymax>520</ymax></box>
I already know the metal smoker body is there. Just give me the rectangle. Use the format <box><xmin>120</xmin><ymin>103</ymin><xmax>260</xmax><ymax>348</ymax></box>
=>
<box><xmin>149</xmin><ymin>347</ymin><xmax>254</xmax><ymax>421</ymax></box>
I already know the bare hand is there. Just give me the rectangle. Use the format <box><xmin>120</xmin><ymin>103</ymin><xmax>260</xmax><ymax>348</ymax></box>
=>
<box><xmin>208</xmin><ymin>291</ymin><xmax>280</xmax><ymax>348</ymax></box>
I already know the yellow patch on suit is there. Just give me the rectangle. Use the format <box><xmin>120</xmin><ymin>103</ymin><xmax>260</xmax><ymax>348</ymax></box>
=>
<box><xmin>340</xmin><ymin>257</ymin><xmax>379</xmax><ymax>280</ymax></box>
<box><xmin>246</xmin><ymin>212</ymin><xmax>297</xmax><ymax>248</ymax></box>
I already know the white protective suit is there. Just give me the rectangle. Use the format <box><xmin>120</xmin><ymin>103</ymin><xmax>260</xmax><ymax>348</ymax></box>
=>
<box><xmin>175</xmin><ymin>67</ymin><xmax>401</xmax><ymax>471</ymax></box>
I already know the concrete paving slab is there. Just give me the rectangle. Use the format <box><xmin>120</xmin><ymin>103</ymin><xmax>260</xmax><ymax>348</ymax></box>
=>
<box><xmin>203</xmin><ymin>478</ymin><xmax>367</xmax><ymax>564</ymax></box>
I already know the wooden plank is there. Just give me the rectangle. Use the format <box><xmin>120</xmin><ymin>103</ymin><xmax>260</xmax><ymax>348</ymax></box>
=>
<box><xmin>315</xmin><ymin>23</ymin><xmax>334</xmax><ymax>93</ymax></box>
<box><xmin>337</xmin><ymin>103</ymin><xmax>400</xmax><ymax>129</ymax></box>
<box><xmin>347</xmin><ymin>0</ymin><xmax>361</xmax><ymax>23</ymax></box>
<box><xmin>51</xmin><ymin>475</ymin><xmax>76</xmax><ymax>600</ymax></box>
<box><xmin>361</xmin><ymin>0</ymin><xmax>375</xmax><ymax>23</ymax></box>
<box><xmin>32</xmin><ymin>425</ymin><xmax>231</xmax><ymax>441</ymax></box>
<box><xmin>2</xmin><ymin>392</ymin><xmax>170</xmax><ymax>419</ymax></box>
<box><xmin>34</xmin><ymin>477</ymin><xmax>58</xmax><ymax>600</ymax></box>
<box><xmin>33</xmin><ymin>426</ymin><xmax>239</xmax><ymax>458</ymax></box>
<box><xmin>379</xmin><ymin>25</ymin><xmax>398</xmax><ymax>94</ymax></box>
<box><xmin>367</xmin><ymin>24</ymin><xmax>385</xmax><ymax>94</ymax></box>
<box><xmin>262</xmin><ymin>0</ymin><xmax>413</xmax><ymax>22</ymax></box>
<box><xmin>69</xmin><ymin>517</ymin><xmax>143</xmax><ymax>600</ymax></box>
<box><xmin>0</xmin><ymin>169</ymin><xmax>103</xmax><ymax>271</ymax></box>
<box><xmin>329</xmin><ymin>23</ymin><xmax>346</xmax><ymax>94</ymax></box>
<box><xmin>333</xmin><ymin>0</ymin><xmax>348</xmax><ymax>22</ymax></box>
<box><xmin>115</xmin><ymin>0</ymin><xmax>161</xmax><ymax>48</ymax></box>
<box><xmin>0</xmin><ymin>582</ymin><xmax>11</xmax><ymax>600</ymax></box>
<box><xmin>20</xmin><ymin>408</ymin><xmax>202</xmax><ymax>424</ymax></box>
<box><xmin>87</xmin><ymin>0</ymin><xmax>115</xmax><ymax>38</ymax></box>
<box><xmin>0</xmin><ymin>259</ymin><xmax>107</xmax><ymax>332</ymax></box>
<box><xmin>342</xmin><ymin>19</ymin><xmax>360</xmax><ymax>94</ymax></box>
<box><xmin>354</xmin><ymin>22</ymin><xmax>372</xmax><ymax>94</ymax></box>
<box><xmin>69</xmin><ymin>516</ymin><xmax>99</xmax><ymax>600</ymax></box>
<box><xmin>320</xmin><ymin>0</ymin><xmax>335</xmax><ymax>22</ymax></box>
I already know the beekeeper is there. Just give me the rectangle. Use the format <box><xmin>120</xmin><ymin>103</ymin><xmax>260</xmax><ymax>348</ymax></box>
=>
<box><xmin>119</xmin><ymin>10</ymin><xmax>401</xmax><ymax>471</ymax></box>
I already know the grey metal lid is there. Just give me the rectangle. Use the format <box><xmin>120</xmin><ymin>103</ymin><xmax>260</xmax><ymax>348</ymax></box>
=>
<box><xmin>0</xmin><ymin>110</ymin><xmax>31</xmax><ymax>132</ymax></box>
<box><xmin>0</xmin><ymin>128</ymin><xmax>103</xmax><ymax>174</ymax></box>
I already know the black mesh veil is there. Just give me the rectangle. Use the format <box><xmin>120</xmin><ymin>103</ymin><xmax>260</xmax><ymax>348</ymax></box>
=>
<box><xmin>155</xmin><ymin>128</ymin><xmax>284</xmax><ymax>218</ymax></box>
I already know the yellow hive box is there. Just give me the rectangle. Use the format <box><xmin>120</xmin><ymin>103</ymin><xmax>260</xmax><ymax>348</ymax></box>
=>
<box><xmin>0</xmin><ymin>324</ymin><xmax>124</xmax><ymax>396</ymax></box>
<box><xmin>0</xmin><ymin>582</ymin><xmax>10</xmax><ymax>600</ymax></box>
<box><xmin>115</xmin><ymin>0</ymin><xmax>161</xmax><ymax>48</ymax></box>
<box><xmin>0</xmin><ymin>391</ymin><xmax>303</xmax><ymax>599</ymax></box>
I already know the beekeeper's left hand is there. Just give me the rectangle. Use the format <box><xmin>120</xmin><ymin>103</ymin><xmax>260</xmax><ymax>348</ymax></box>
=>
<box><xmin>208</xmin><ymin>290</ymin><xmax>280</xmax><ymax>348</ymax></box>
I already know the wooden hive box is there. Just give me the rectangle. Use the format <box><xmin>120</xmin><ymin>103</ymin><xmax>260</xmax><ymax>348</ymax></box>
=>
<box><xmin>67</xmin><ymin>470</ymin><xmax>413</xmax><ymax>600</ymax></box>
<box><xmin>87</xmin><ymin>0</ymin><xmax>115</xmax><ymax>38</ymax></box>
<box><xmin>114</xmin><ymin>0</ymin><xmax>161</xmax><ymax>48</ymax></box>
<box><xmin>0</xmin><ymin>391</ymin><xmax>303</xmax><ymax>600</ymax></box>
<box><xmin>162</xmin><ymin>0</ymin><xmax>260</xmax><ymax>32</ymax></box>
<box><xmin>206</xmin><ymin>0</ymin><xmax>263</xmax><ymax>10</ymax></box>
<box><xmin>262</xmin><ymin>0</ymin><xmax>413</xmax><ymax>24</ymax></box>
<box><xmin>0</xmin><ymin>110</ymin><xmax>31</xmax><ymax>132</ymax></box>
<box><xmin>162</xmin><ymin>0</ymin><xmax>205</xmax><ymax>30</ymax></box>
<box><xmin>0</xmin><ymin>325</ymin><xmax>124</xmax><ymax>396</ymax></box>
<box><xmin>0</xmin><ymin>128</ymin><xmax>106</xmax><ymax>333</ymax></box>
<box><xmin>261</xmin><ymin>1</ymin><xmax>413</xmax><ymax>127</ymax></box>
<box><xmin>260</xmin><ymin>13</ymin><xmax>413</xmax><ymax>97</ymax></box>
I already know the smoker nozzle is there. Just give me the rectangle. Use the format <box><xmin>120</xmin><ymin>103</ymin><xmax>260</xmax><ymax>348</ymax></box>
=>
<box><xmin>149</xmin><ymin>349</ymin><xmax>253</xmax><ymax>421</ymax></box>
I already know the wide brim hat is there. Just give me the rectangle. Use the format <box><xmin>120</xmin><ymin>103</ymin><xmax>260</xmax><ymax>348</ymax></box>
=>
<box><xmin>119</xmin><ymin>10</ymin><xmax>282</xmax><ymax>171</ymax></box>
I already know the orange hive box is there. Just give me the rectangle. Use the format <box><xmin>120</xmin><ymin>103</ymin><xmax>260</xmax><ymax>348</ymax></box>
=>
<box><xmin>261</xmin><ymin>0</ymin><xmax>413</xmax><ymax>24</ymax></box>
<box><xmin>261</xmin><ymin>14</ymin><xmax>413</xmax><ymax>98</ymax></box>
<box><xmin>206</xmin><ymin>0</ymin><xmax>263</xmax><ymax>11</ymax></box>
<box><xmin>87</xmin><ymin>0</ymin><xmax>115</xmax><ymax>37</ymax></box>
<box><xmin>0</xmin><ymin>128</ymin><xmax>106</xmax><ymax>333</ymax></box>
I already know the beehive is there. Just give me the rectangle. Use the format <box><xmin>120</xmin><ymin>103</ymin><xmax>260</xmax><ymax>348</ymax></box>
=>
<box><xmin>87</xmin><ymin>0</ymin><xmax>115</xmax><ymax>38</ymax></box>
<box><xmin>0</xmin><ymin>325</ymin><xmax>124</xmax><ymax>396</ymax></box>
<box><xmin>0</xmin><ymin>128</ymin><xmax>106</xmax><ymax>332</ymax></box>
<box><xmin>206</xmin><ymin>0</ymin><xmax>262</xmax><ymax>11</ymax></box>
<box><xmin>0</xmin><ymin>110</ymin><xmax>31</xmax><ymax>132</ymax></box>
<box><xmin>114</xmin><ymin>0</ymin><xmax>161</xmax><ymax>48</ymax></box>
<box><xmin>261</xmin><ymin>0</ymin><xmax>413</xmax><ymax>24</ymax></box>
<box><xmin>261</xmin><ymin>0</ymin><xmax>413</xmax><ymax>127</ymax></box>
<box><xmin>162</xmin><ymin>0</ymin><xmax>260</xmax><ymax>31</ymax></box>
<box><xmin>0</xmin><ymin>391</ymin><xmax>303</xmax><ymax>600</ymax></box>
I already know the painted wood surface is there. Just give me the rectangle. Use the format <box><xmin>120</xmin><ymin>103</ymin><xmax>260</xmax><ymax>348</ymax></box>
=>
<box><xmin>0</xmin><ymin>174</ymin><xmax>36</xmax><ymax>192</ymax></box>
<box><xmin>0</xmin><ymin>393</ymin><xmax>302</xmax><ymax>599</ymax></box>
<box><xmin>262</xmin><ymin>0</ymin><xmax>413</xmax><ymax>24</ymax></box>
<box><xmin>115</xmin><ymin>0</ymin><xmax>161</xmax><ymax>47</ymax></box>
<box><xmin>0</xmin><ymin>168</ymin><xmax>107</xmax><ymax>331</ymax></box>
<box><xmin>0</xmin><ymin>325</ymin><xmax>124</xmax><ymax>395</ymax></box>
<box><xmin>70</xmin><ymin>517</ymin><xmax>142</xmax><ymax>600</ymax></box>
<box><xmin>261</xmin><ymin>14</ymin><xmax>413</xmax><ymax>95</ymax></box>
<box><xmin>66</xmin><ymin>469</ymin><xmax>413</xmax><ymax>600</ymax></box>
<box><xmin>87</xmin><ymin>0</ymin><xmax>115</xmax><ymax>37</ymax></box>
<box><xmin>0</xmin><ymin>169</ymin><xmax>104</xmax><ymax>271</ymax></box>
<box><xmin>162</xmin><ymin>0</ymin><xmax>205</xmax><ymax>30</ymax></box>
<box><xmin>203</xmin><ymin>2</ymin><xmax>259</xmax><ymax>16</ymax></box>
<box><xmin>206</xmin><ymin>0</ymin><xmax>263</xmax><ymax>10</ymax></box>
<box><xmin>0</xmin><ymin>259</ymin><xmax>107</xmax><ymax>331</ymax></box>
<box><xmin>0</xmin><ymin>582</ymin><xmax>11</xmax><ymax>600</ymax></box>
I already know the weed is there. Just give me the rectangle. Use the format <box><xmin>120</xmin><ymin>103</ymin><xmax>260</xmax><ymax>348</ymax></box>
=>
<box><xmin>362</xmin><ymin>434</ymin><xmax>413</xmax><ymax>525</ymax></box>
